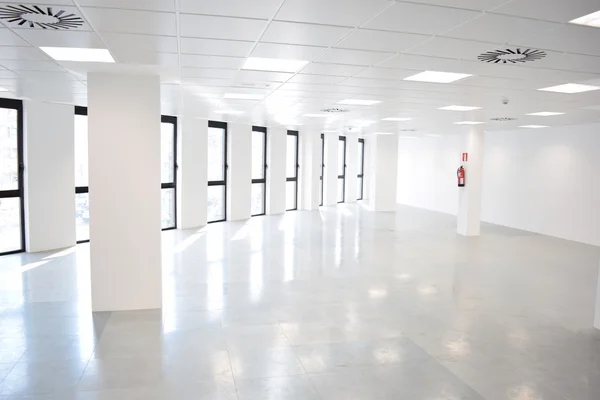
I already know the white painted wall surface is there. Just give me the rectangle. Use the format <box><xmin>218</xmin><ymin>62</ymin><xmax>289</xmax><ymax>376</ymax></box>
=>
<box><xmin>24</xmin><ymin>100</ymin><xmax>76</xmax><ymax>252</ymax></box>
<box><xmin>227</xmin><ymin>123</ymin><xmax>252</xmax><ymax>221</ymax></box>
<box><xmin>177</xmin><ymin>117</ymin><xmax>207</xmax><ymax>229</ymax></box>
<box><xmin>457</xmin><ymin>127</ymin><xmax>484</xmax><ymax>237</ymax></box>
<box><xmin>267</xmin><ymin>128</ymin><xmax>287</xmax><ymax>215</ymax></box>
<box><xmin>87</xmin><ymin>73</ymin><xmax>162</xmax><ymax>311</ymax></box>
<box><xmin>369</xmin><ymin>134</ymin><xmax>398</xmax><ymax>211</ymax></box>
<box><xmin>300</xmin><ymin>130</ymin><xmax>321</xmax><ymax>210</ymax></box>
<box><xmin>323</xmin><ymin>133</ymin><xmax>338</xmax><ymax>206</ymax></box>
<box><xmin>345</xmin><ymin>136</ymin><xmax>358</xmax><ymax>203</ymax></box>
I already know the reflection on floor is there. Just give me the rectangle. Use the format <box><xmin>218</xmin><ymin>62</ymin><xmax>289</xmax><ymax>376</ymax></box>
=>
<box><xmin>0</xmin><ymin>204</ymin><xmax>600</xmax><ymax>399</ymax></box>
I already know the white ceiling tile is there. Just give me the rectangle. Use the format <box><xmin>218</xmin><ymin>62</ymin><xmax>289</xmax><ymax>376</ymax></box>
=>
<box><xmin>236</xmin><ymin>70</ymin><xmax>293</xmax><ymax>83</ymax></box>
<box><xmin>112</xmin><ymin>51</ymin><xmax>179</xmax><ymax>67</ymax></box>
<box><xmin>354</xmin><ymin>67</ymin><xmax>416</xmax><ymax>80</ymax></box>
<box><xmin>406</xmin><ymin>37</ymin><xmax>497</xmax><ymax>60</ymax></box>
<box><xmin>261</xmin><ymin>21</ymin><xmax>352</xmax><ymax>47</ymax></box>
<box><xmin>514</xmin><ymin>24</ymin><xmax>600</xmax><ymax>57</ymax></box>
<box><xmin>181</xmin><ymin>77</ymin><xmax>232</xmax><ymax>87</ymax></box>
<box><xmin>181</xmin><ymin>54</ymin><xmax>245</xmax><ymax>69</ymax></box>
<box><xmin>81</xmin><ymin>8</ymin><xmax>177</xmax><ymax>36</ymax></box>
<box><xmin>365</xmin><ymin>2</ymin><xmax>481</xmax><ymax>35</ymax></box>
<box><xmin>102</xmin><ymin>33</ymin><xmax>178</xmax><ymax>53</ymax></box>
<box><xmin>77</xmin><ymin>0</ymin><xmax>175</xmax><ymax>12</ymax></box>
<box><xmin>0</xmin><ymin>28</ymin><xmax>29</xmax><ymax>46</ymax></box>
<box><xmin>180</xmin><ymin>38</ymin><xmax>254</xmax><ymax>57</ymax></box>
<box><xmin>493</xmin><ymin>0</ymin><xmax>600</xmax><ymax>23</ymax></box>
<box><xmin>179</xmin><ymin>0</ymin><xmax>280</xmax><ymax>19</ymax></box>
<box><xmin>180</xmin><ymin>14</ymin><xmax>268</xmax><ymax>41</ymax></box>
<box><xmin>288</xmin><ymin>74</ymin><xmax>347</xmax><ymax>84</ymax></box>
<box><xmin>381</xmin><ymin>54</ymin><xmax>483</xmax><ymax>73</ymax></box>
<box><xmin>0</xmin><ymin>69</ymin><xmax>17</xmax><ymax>78</ymax></box>
<box><xmin>15</xmin><ymin>30</ymin><xmax>104</xmax><ymax>48</ymax></box>
<box><xmin>318</xmin><ymin>48</ymin><xmax>394</xmax><ymax>66</ymax></box>
<box><xmin>182</xmin><ymin>68</ymin><xmax>238</xmax><ymax>79</ymax></box>
<box><xmin>443</xmin><ymin>13</ymin><xmax>558</xmax><ymax>44</ymax></box>
<box><xmin>251</xmin><ymin>42</ymin><xmax>328</xmax><ymax>62</ymax></box>
<box><xmin>0</xmin><ymin>46</ymin><xmax>48</xmax><ymax>61</ymax></box>
<box><xmin>0</xmin><ymin>59</ymin><xmax>64</xmax><ymax>72</ymax></box>
<box><xmin>278</xmin><ymin>82</ymin><xmax>333</xmax><ymax>92</ymax></box>
<box><xmin>336</xmin><ymin>29</ymin><xmax>430</xmax><ymax>53</ymax></box>
<box><xmin>300</xmin><ymin>62</ymin><xmax>366</xmax><ymax>76</ymax></box>
<box><xmin>274</xmin><ymin>0</ymin><xmax>391</xmax><ymax>27</ymax></box>
<box><xmin>408</xmin><ymin>0</ymin><xmax>513</xmax><ymax>11</ymax></box>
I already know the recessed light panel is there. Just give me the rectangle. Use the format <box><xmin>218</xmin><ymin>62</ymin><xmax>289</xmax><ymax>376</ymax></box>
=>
<box><xmin>454</xmin><ymin>121</ymin><xmax>485</xmax><ymax>125</ymax></box>
<box><xmin>526</xmin><ymin>112</ymin><xmax>564</xmax><ymax>116</ymax></box>
<box><xmin>0</xmin><ymin>87</ymin><xmax>7</xmax><ymax>92</ymax></box>
<box><xmin>425</xmin><ymin>134</ymin><xmax>441</xmax><ymax>137</ymax></box>
<box><xmin>224</xmin><ymin>93</ymin><xmax>264</xmax><ymax>100</ymax></box>
<box><xmin>570</xmin><ymin>10</ymin><xmax>600</xmax><ymax>28</ymax></box>
<box><xmin>383</xmin><ymin>117</ymin><xmax>412</xmax><ymax>121</ymax></box>
<box><xmin>40</xmin><ymin>47</ymin><xmax>114</xmax><ymax>63</ymax></box>
<box><xmin>439</xmin><ymin>105</ymin><xmax>481</xmax><ymax>111</ymax></box>
<box><xmin>338</xmin><ymin>99</ymin><xmax>382</xmax><ymax>106</ymax></box>
<box><xmin>520</xmin><ymin>125</ymin><xmax>549</xmax><ymax>129</ymax></box>
<box><xmin>538</xmin><ymin>83</ymin><xmax>600</xmax><ymax>94</ymax></box>
<box><xmin>404</xmin><ymin>71</ymin><xmax>472</xmax><ymax>83</ymax></box>
<box><xmin>242</xmin><ymin>57</ymin><xmax>308</xmax><ymax>73</ymax></box>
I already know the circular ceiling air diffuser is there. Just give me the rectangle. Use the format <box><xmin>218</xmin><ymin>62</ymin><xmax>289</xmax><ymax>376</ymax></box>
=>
<box><xmin>478</xmin><ymin>48</ymin><xmax>546</xmax><ymax>64</ymax></box>
<box><xmin>0</xmin><ymin>5</ymin><xmax>84</xmax><ymax>29</ymax></box>
<box><xmin>321</xmin><ymin>108</ymin><xmax>349</xmax><ymax>113</ymax></box>
<box><xmin>490</xmin><ymin>117</ymin><xmax>517</xmax><ymax>122</ymax></box>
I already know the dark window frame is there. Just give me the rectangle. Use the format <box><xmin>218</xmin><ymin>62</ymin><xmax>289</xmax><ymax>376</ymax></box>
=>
<box><xmin>0</xmin><ymin>98</ymin><xmax>25</xmax><ymax>256</ymax></box>
<box><xmin>320</xmin><ymin>133</ymin><xmax>324</xmax><ymax>207</ymax></box>
<box><xmin>358</xmin><ymin>138</ymin><xmax>365</xmax><ymax>200</ymax></box>
<box><xmin>208</xmin><ymin>120</ymin><xmax>228</xmax><ymax>223</ymax></box>
<box><xmin>286</xmin><ymin>130</ymin><xmax>299</xmax><ymax>211</ymax></box>
<box><xmin>161</xmin><ymin>115</ymin><xmax>178</xmax><ymax>231</ymax></box>
<box><xmin>338</xmin><ymin>136</ymin><xmax>346</xmax><ymax>203</ymax></box>
<box><xmin>251</xmin><ymin>125</ymin><xmax>267</xmax><ymax>217</ymax></box>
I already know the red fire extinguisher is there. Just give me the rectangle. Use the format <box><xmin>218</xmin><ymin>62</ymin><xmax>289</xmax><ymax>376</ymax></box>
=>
<box><xmin>457</xmin><ymin>166</ymin><xmax>465</xmax><ymax>187</ymax></box>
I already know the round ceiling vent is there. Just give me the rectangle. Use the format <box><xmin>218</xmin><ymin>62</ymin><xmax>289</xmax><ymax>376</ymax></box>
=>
<box><xmin>321</xmin><ymin>108</ymin><xmax>349</xmax><ymax>113</ymax></box>
<box><xmin>478</xmin><ymin>48</ymin><xmax>546</xmax><ymax>64</ymax></box>
<box><xmin>0</xmin><ymin>5</ymin><xmax>84</xmax><ymax>29</ymax></box>
<box><xmin>490</xmin><ymin>117</ymin><xmax>517</xmax><ymax>122</ymax></box>
<box><xmin>400</xmin><ymin>128</ymin><xmax>417</xmax><ymax>132</ymax></box>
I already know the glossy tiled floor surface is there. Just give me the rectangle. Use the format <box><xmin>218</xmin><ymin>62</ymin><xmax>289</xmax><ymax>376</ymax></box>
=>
<box><xmin>1</xmin><ymin>205</ymin><xmax>600</xmax><ymax>399</ymax></box>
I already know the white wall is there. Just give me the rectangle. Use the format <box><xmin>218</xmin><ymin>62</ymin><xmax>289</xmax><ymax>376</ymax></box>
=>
<box><xmin>227</xmin><ymin>123</ymin><xmax>252</xmax><ymax>221</ymax></box>
<box><xmin>369</xmin><ymin>134</ymin><xmax>398</xmax><ymax>211</ymax></box>
<box><xmin>267</xmin><ymin>127</ymin><xmax>287</xmax><ymax>214</ymax></box>
<box><xmin>345</xmin><ymin>136</ymin><xmax>358</xmax><ymax>203</ymax></box>
<box><xmin>300</xmin><ymin>130</ymin><xmax>321</xmax><ymax>210</ymax></box>
<box><xmin>323</xmin><ymin>133</ymin><xmax>338</xmax><ymax>206</ymax></box>
<box><xmin>396</xmin><ymin>123</ymin><xmax>600</xmax><ymax>246</ymax></box>
<box><xmin>24</xmin><ymin>100</ymin><xmax>76</xmax><ymax>252</ymax></box>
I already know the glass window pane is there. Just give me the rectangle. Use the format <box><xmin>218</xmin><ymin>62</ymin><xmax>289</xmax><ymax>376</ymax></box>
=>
<box><xmin>252</xmin><ymin>130</ymin><xmax>265</xmax><ymax>180</ymax></box>
<box><xmin>251</xmin><ymin>183</ymin><xmax>265</xmax><ymax>216</ymax></box>
<box><xmin>286</xmin><ymin>181</ymin><xmax>297</xmax><ymax>211</ymax></box>
<box><xmin>337</xmin><ymin>178</ymin><xmax>344</xmax><ymax>203</ymax></box>
<box><xmin>161</xmin><ymin>188</ymin><xmax>175</xmax><ymax>229</ymax></box>
<box><xmin>161</xmin><ymin>122</ymin><xmax>175</xmax><ymax>184</ymax></box>
<box><xmin>338</xmin><ymin>139</ymin><xmax>345</xmax><ymax>176</ymax></box>
<box><xmin>208</xmin><ymin>185</ymin><xmax>225</xmax><ymax>222</ymax></box>
<box><xmin>208</xmin><ymin>127</ymin><xmax>225</xmax><ymax>182</ymax></box>
<box><xmin>0</xmin><ymin>197</ymin><xmax>21</xmax><ymax>253</ymax></box>
<box><xmin>357</xmin><ymin>177</ymin><xmax>363</xmax><ymax>200</ymax></box>
<box><xmin>286</xmin><ymin>134</ymin><xmax>297</xmax><ymax>178</ymax></box>
<box><xmin>75</xmin><ymin>193</ymin><xmax>89</xmax><ymax>242</ymax></box>
<box><xmin>358</xmin><ymin>141</ymin><xmax>364</xmax><ymax>175</ymax></box>
<box><xmin>0</xmin><ymin>107</ymin><xmax>19</xmax><ymax>191</ymax></box>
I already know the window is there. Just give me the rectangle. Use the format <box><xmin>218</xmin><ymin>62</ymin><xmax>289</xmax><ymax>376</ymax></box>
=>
<box><xmin>338</xmin><ymin>136</ymin><xmax>346</xmax><ymax>203</ymax></box>
<box><xmin>251</xmin><ymin>126</ymin><xmax>267</xmax><ymax>216</ymax></box>
<box><xmin>161</xmin><ymin>116</ymin><xmax>177</xmax><ymax>230</ymax></box>
<box><xmin>0</xmin><ymin>99</ymin><xmax>24</xmax><ymax>255</ymax></box>
<box><xmin>358</xmin><ymin>138</ymin><xmax>365</xmax><ymax>200</ymax></box>
<box><xmin>286</xmin><ymin>131</ymin><xmax>299</xmax><ymax>211</ymax></box>
<box><xmin>320</xmin><ymin>133</ymin><xmax>324</xmax><ymax>207</ymax></box>
<box><xmin>208</xmin><ymin>121</ymin><xmax>227</xmax><ymax>223</ymax></box>
<box><xmin>74</xmin><ymin>106</ymin><xmax>89</xmax><ymax>243</ymax></box>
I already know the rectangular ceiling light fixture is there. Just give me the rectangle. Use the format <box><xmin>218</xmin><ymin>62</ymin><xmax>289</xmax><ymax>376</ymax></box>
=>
<box><xmin>0</xmin><ymin>87</ymin><xmax>7</xmax><ymax>92</ymax></box>
<box><xmin>404</xmin><ymin>71</ymin><xmax>472</xmax><ymax>83</ymax></box>
<box><xmin>338</xmin><ymin>99</ymin><xmax>381</xmax><ymax>106</ymax></box>
<box><xmin>570</xmin><ymin>10</ymin><xmax>600</xmax><ymax>28</ymax></box>
<box><xmin>439</xmin><ymin>105</ymin><xmax>481</xmax><ymax>111</ymax></box>
<box><xmin>242</xmin><ymin>57</ymin><xmax>308</xmax><ymax>73</ymax></box>
<box><xmin>425</xmin><ymin>134</ymin><xmax>441</xmax><ymax>137</ymax></box>
<box><xmin>538</xmin><ymin>83</ymin><xmax>600</xmax><ymax>93</ymax></box>
<box><xmin>383</xmin><ymin>117</ymin><xmax>412</xmax><ymax>121</ymax></box>
<box><xmin>40</xmin><ymin>47</ymin><xmax>115</xmax><ymax>63</ymax></box>
<box><xmin>224</xmin><ymin>93</ymin><xmax>264</xmax><ymax>100</ymax></box>
<box><xmin>454</xmin><ymin>121</ymin><xmax>485</xmax><ymax>125</ymax></box>
<box><xmin>519</xmin><ymin>125</ymin><xmax>549</xmax><ymax>129</ymax></box>
<box><xmin>526</xmin><ymin>112</ymin><xmax>565</xmax><ymax>116</ymax></box>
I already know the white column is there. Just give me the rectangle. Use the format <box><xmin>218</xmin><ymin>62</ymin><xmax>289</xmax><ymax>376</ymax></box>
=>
<box><xmin>345</xmin><ymin>135</ymin><xmax>358</xmax><ymax>203</ymax></box>
<box><xmin>300</xmin><ymin>130</ymin><xmax>321</xmax><ymax>210</ymax></box>
<box><xmin>457</xmin><ymin>126</ymin><xmax>484</xmax><ymax>236</ymax></box>
<box><xmin>595</xmin><ymin>264</ymin><xmax>600</xmax><ymax>330</ymax></box>
<box><xmin>177</xmin><ymin>117</ymin><xmax>207</xmax><ymax>229</ymax></box>
<box><xmin>323</xmin><ymin>133</ymin><xmax>338</xmax><ymax>206</ymax></box>
<box><xmin>24</xmin><ymin>101</ymin><xmax>75</xmax><ymax>252</ymax></box>
<box><xmin>267</xmin><ymin>127</ymin><xmax>286</xmax><ymax>215</ymax></box>
<box><xmin>88</xmin><ymin>73</ymin><xmax>162</xmax><ymax>312</ymax></box>
<box><xmin>227</xmin><ymin>123</ymin><xmax>251</xmax><ymax>221</ymax></box>
<box><xmin>369</xmin><ymin>134</ymin><xmax>398</xmax><ymax>211</ymax></box>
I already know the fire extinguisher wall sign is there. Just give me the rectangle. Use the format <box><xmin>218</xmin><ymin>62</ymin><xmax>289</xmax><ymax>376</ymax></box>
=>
<box><xmin>457</xmin><ymin>166</ymin><xmax>465</xmax><ymax>187</ymax></box>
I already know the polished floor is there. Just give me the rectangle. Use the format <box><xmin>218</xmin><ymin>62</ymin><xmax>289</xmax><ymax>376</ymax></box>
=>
<box><xmin>1</xmin><ymin>204</ymin><xmax>600</xmax><ymax>399</ymax></box>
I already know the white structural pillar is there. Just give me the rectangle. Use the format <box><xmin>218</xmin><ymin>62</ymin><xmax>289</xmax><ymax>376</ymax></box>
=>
<box><xmin>323</xmin><ymin>133</ymin><xmax>339</xmax><ymax>206</ymax></box>
<box><xmin>227</xmin><ymin>123</ymin><xmax>251</xmax><ymax>221</ymax></box>
<box><xmin>595</xmin><ymin>265</ymin><xmax>600</xmax><ymax>330</ymax></box>
<box><xmin>345</xmin><ymin>135</ymin><xmax>358</xmax><ymax>203</ymax></box>
<box><xmin>369</xmin><ymin>134</ymin><xmax>398</xmax><ymax>211</ymax></box>
<box><xmin>178</xmin><ymin>118</ymin><xmax>207</xmax><ymax>229</ymax></box>
<box><xmin>267</xmin><ymin>127</ymin><xmax>286</xmax><ymax>215</ymax></box>
<box><xmin>88</xmin><ymin>73</ymin><xmax>162</xmax><ymax>312</ymax></box>
<box><xmin>300</xmin><ymin>130</ymin><xmax>321</xmax><ymax>210</ymax></box>
<box><xmin>24</xmin><ymin>100</ymin><xmax>76</xmax><ymax>252</ymax></box>
<box><xmin>457</xmin><ymin>126</ymin><xmax>484</xmax><ymax>236</ymax></box>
